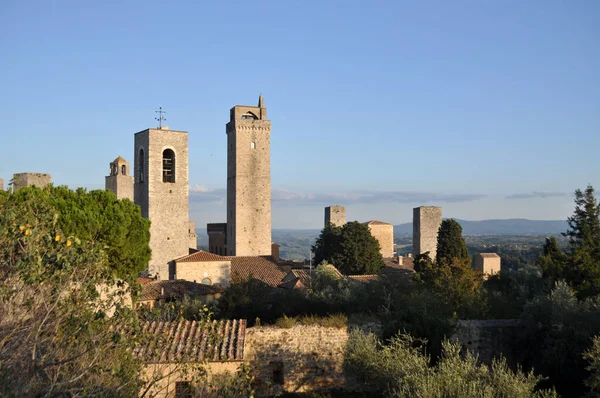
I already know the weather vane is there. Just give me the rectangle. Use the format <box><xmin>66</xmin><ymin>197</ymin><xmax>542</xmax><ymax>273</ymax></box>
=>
<box><xmin>155</xmin><ymin>107</ymin><xmax>167</xmax><ymax>129</ymax></box>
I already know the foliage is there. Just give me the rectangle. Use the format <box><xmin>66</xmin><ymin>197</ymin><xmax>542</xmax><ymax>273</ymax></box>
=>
<box><xmin>312</xmin><ymin>221</ymin><xmax>384</xmax><ymax>275</ymax></box>
<box><xmin>344</xmin><ymin>330</ymin><xmax>555</xmax><ymax>397</ymax></box>
<box><xmin>436</xmin><ymin>219</ymin><xmax>469</xmax><ymax>264</ymax></box>
<box><xmin>536</xmin><ymin>237</ymin><xmax>567</xmax><ymax>283</ymax></box>
<box><xmin>274</xmin><ymin>314</ymin><xmax>348</xmax><ymax>329</ymax></box>
<box><xmin>516</xmin><ymin>281</ymin><xmax>600</xmax><ymax>397</ymax></box>
<box><xmin>6</xmin><ymin>185</ymin><xmax>151</xmax><ymax>283</ymax></box>
<box><xmin>583</xmin><ymin>336</ymin><xmax>600</xmax><ymax>396</ymax></box>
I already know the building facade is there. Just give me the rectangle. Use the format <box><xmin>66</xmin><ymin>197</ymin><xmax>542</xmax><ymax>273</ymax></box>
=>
<box><xmin>325</xmin><ymin>205</ymin><xmax>346</xmax><ymax>227</ymax></box>
<box><xmin>363</xmin><ymin>220</ymin><xmax>394</xmax><ymax>258</ymax></box>
<box><xmin>12</xmin><ymin>172</ymin><xmax>52</xmax><ymax>191</ymax></box>
<box><xmin>226</xmin><ymin>95</ymin><xmax>272</xmax><ymax>256</ymax></box>
<box><xmin>105</xmin><ymin>156</ymin><xmax>134</xmax><ymax>201</ymax></box>
<box><xmin>473</xmin><ymin>253</ymin><xmax>502</xmax><ymax>278</ymax></box>
<box><xmin>412</xmin><ymin>206</ymin><xmax>442</xmax><ymax>259</ymax></box>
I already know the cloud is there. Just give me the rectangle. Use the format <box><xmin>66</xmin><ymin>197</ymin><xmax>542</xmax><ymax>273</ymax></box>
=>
<box><xmin>189</xmin><ymin>186</ymin><xmax>485</xmax><ymax>205</ymax></box>
<box><xmin>505</xmin><ymin>192</ymin><xmax>569</xmax><ymax>200</ymax></box>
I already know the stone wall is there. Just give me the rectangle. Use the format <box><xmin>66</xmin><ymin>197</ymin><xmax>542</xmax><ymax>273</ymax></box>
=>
<box><xmin>450</xmin><ymin>319</ymin><xmax>522</xmax><ymax>367</ymax></box>
<box><xmin>325</xmin><ymin>205</ymin><xmax>347</xmax><ymax>227</ymax></box>
<box><xmin>105</xmin><ymin>174</ymin><xmax>134</xmax><ymax>201</ymax></box>
<box><xmin>175</xmin><ymin>260</ymin><xmax>231</xmax><ymax>287</ymax></box>
<box><xmin>473</xmin><ymin>253</ymin><xmax>501</xmax><ymax>278</ymax></box>
<box><xmin>0</xmin><ymin>178</ymin><xmax>3</xmax><ymax>190</ymax></box>
<box><xmin>134</xmin><ymin>128</ymin><xmax>190</xmax><ymax>280</ymax></box>
<box><xmin>245</xmin><ymin>325</ymin><xmax>360</xmax><ymax>395</ymax></box>
<box><xmin>367</xmin><ymin>222</ymin><xmax>394</xmax><ymax>258</ymax></box>
<box><xmin>12</xmin><ymin>172</ymin><xmax>52</xmax><ymax>191</ymax></box>
<box><xmin>412</xmin><ymin>206</ymin><xmax>442</xmax><ymax>259</ymax></box>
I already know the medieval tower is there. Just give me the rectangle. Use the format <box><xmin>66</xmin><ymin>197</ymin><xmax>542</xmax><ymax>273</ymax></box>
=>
<box><xmin>325</xmin><ymin>205</ymin><xmax>347</xmax><ymax>227</ymax></box>
<box><xmin>226</xmin><ymin>95</ymin><xmax>272</xmax><ymax>256</ymax></box>
<box><xmin>105</xmin><ymin>156</ymin><xmax>134</xmax><ymax>201</ymax></box>
<box><xmin>412</xmin><ymin>206</ymin><xmax>443</xmax><ymax>259</ymax></box>
<box><xmin>134</xmin><ymin>127</ymin><xmax>190</xmax><ymax>280</ymax></box>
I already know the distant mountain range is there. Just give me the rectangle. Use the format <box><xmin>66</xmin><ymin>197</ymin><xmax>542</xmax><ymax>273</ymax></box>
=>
<box><xmin>195</xmin><ymin>218</ymin><xmax>569</xmax><ymax>248</ymax></box>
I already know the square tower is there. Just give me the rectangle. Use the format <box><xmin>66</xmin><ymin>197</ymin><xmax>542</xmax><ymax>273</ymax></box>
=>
<box><xmin>105</xmin><ymin>156</ymin><xmax>134</xmax><ymax>201</ymax></box>
<box><xmin>325</xmin><ymin>205</ymin><xmax>346</xmax><ymax>227</ymax></box>
<box><xmin>412</xmin><ymin>206</ymin><xmax>442</xmax><ymax>259</ymax></box>
<box><xmin>226</xmin><ymin>95</ymin><xmax>272</xmax><ymax>256</ymax></box>
<box><xmin>134</xmin><ymin>127</ymin><xmax>190</xmax><ymax>280</ymax></box>
<box><xmin>12</xmin><ymin>173</ymin><xmax>52</xmax><ymax>191</ymax></box>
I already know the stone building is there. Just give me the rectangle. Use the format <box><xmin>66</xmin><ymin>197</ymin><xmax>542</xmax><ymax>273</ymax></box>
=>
<box><xmin>173</xmin><ymin>251</ymin><xmax>231</xmax><ymax>287</ymax></box>
<box><xmin>412</xmin><ymin>206</ymin><xmax>442</xmax><ymax>259</ymax></box>
<box><xmin>473</xmin><ymin>253</ymin><xmax>501</xmax><ymax>278</ymax></box>
<box><xmin>105</xmin><ymin>156</ymin><xmax>134</xmax><ymax>201</ymax></box>
<box><xmin>0</xmin><ymin>178</ymin><xmax>3</xmax><ymax>190</ymax></box>
<box><xmin>12</xmin><ymin>172</ymin><xmax>52</xmax><ymax>191</ymax></box>
<box><xmin>325</xmin><ymin>205</ymin><xmax>346</xmax><ymax>227</ymax></box>
<box><xmin>363</xmin><ymin>220</ymin><xmax>394</xmax><ymax>258</ymax></box>
<box><xmin>207</xmin><ymin>222</ymin><xmax>227</xmax><ymax>255</ymax></box>
<box><xmin>134</xmin><ymin>127</ymin><xmax>191</xmax><ymax>280</ymax></box>
<box><xmin>188</xmin><ymin>221</ymin><xmax>197</xmax><ymax>250</ymax></box>
<box><xmin>226</xmin><ymin>95</ymin><xmax>272</xmax><ymax>256</ymax></box>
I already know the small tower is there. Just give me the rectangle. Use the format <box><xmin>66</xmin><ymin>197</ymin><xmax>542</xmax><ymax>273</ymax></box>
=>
<box><xmin>412</xmin><ymin>206</ymin><xmax>442</xmax><ymax>259</ymax></box>
<box><xmin>134</xmin><ymin>126</ymin><xmax>190</xmax><ymax>280</ymax></box>
<box><xmin>325</xmin><ymin>205</ymin><xmax>346</xmax><ymax>227</ymax></box>
<box><xmin>0</xmin><ymin>178</ymin><xmax>3</xmax><ymax>191</ymax></box>
<box><xmin>226</xmin><ymin>95</ymin><xmax>272</xmax><ymax>256</ymax></box>
<box><xmin>12</xmin><ymin>173</ymin><xmax>52</xmax><ymax>191</ymax></box>
<box><xmin>105</xmin><ymin>156</ymin><xmax>134</xmax><ymax>201</ymax></box>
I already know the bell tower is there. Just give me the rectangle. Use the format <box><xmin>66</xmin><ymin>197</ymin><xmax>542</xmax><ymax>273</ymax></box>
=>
<box><xmin>226</xmin><ymin>95</ymin><xmax>272</xmax><ymax>256</ymax></box>
<box><xmin>105</xmin><ymin>156</ymin><xmax>134</xmax><ymax>201</ymax></box>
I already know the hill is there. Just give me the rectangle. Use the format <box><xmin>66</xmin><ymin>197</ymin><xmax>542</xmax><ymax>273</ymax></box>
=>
<box><xmin>394</xmin><ymin>218</ymin><xmax>568</xmax><ymax>236</ymax></box>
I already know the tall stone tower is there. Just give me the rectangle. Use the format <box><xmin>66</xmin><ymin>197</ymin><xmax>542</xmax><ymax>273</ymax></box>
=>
<box><xmin>105</xmin><ymin>156</ymin><xmax>134</xmax><ymax>201</ymax></box>
<box><xmin>12</xmin><ymin>173</ymin><xmax>52</xmax><ymax>191</ymax></box>
<box><xmin>134</xmin><ymin>127</ymin><xmax>190</xmax><ymax>280</ymax></box>
<box><xmin>226</xmin><ymin>95</ymin><xmax>272</xmax><ymax>256</ymax></box>
<box><xmin>413</xmin><ymin>206</ymin><xmax>442</xmax><ymax>259</ymax></box>
<box><xmin>325</xmin><ymin>205</ymin><xmax>346</xmax><ymax>227</ymax></box>
<box><xmin>0</xmin><ymin>178</ymin><xmax>3</xmax><ymax>191</ymax></box>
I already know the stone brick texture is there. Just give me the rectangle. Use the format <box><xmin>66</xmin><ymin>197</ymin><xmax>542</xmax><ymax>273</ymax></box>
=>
<box><xmin>134</xmin><ymin>128</ymin><xmax>190</xmax><ymax>280</ymax></box>
<box><xmin>473</xmin><ymin>254</ymin><xmax>501</xmax><ymax>278</ymax></box>
<box><xmin>12</xmin><ymin>172</ymin><xmax>52</xmax><ymax>191</ymax></box>
<box><xmin>367</xmin><ymin>222</ymin><xmax>394</xmax><ymax>258</ymax></box>
<box><xmin>325</xmin><ymin>205</ymin><xmax>346</xmax><ymax>227</ymax></box>
<box><xmin>0</xmin><ymin>178</ymin><xmax>3</xmax><ymax>190</ymax></box>
<box><xmin>174</xmin><ymin>260</ymin><xmax>231</xmax><ymax>287</ymax></box>
<box><xmin>226</xmin><ymin>109</ymin><xmax>272</xmax><ymax>257</ymax></box>
<box><xmin>412</xmin><ymin>206</ymin><xmax>442</xmax><ymax>259</ymax></box>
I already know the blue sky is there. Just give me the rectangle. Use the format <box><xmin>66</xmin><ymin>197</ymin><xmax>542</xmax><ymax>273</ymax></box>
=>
<box><xmin>1</xmin><ymin>1</ymin><xmax>598</xmax><ymax>228</ymax></box>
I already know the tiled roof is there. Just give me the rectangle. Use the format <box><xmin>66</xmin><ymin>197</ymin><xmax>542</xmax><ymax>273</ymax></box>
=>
<box><xmin>362</xmin><ymin>220</ymin><xmax>394</xmax><ymax>226</ymax></box>
<box><xmin>136</xmin><ymin>319</ymin><xmax>246</xmax><ymax>363</ymax></box>
<box><xmin>138</xmin><ymin>277</ymin><xmax>155</xmax><ymax>285</ymax></box>
<box><xmin>176</xmin><ymin>250</ymin><xmax>229</xmax><ymax>262</ymax></box>
<box><xmin>228</xmin><ymin>256</ymin><xmax>287</xmax><ymax>287</ymax></box>
<box><xmin>479</xmin><ymin>253</ymin><xmax>501</xmax><ymax>258</ymax></box>
<box><xmin>383</xmin><ymin>256</ymin><xmax>414</xmax><ymax>270</ymax></box>
<box><xmin>139</xmin><ymin>280</ymin><xmax>225</xmax><ymax>302</ymax></box>
<box><xmin>348</xmin><ymin>274</ymin><xmax>379</xmax><ymax>283</ymax></box>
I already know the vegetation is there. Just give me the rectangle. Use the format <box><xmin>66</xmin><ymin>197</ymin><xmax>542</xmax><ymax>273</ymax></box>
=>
<box><xmin>274</xmin><ymin>314</ymin><xmax>348</xmax><ymax>329</ymax></box>
<box><xmin>312</xmin><ymin>221</ymin><xmax>384</xmax><ymax>275</ymax></box>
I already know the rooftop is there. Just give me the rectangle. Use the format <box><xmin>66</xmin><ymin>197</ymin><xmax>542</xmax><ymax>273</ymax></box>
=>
<box><xmin>478</xmin><ymin>253</ymin><xmax>501</xmax><ymax>258</ymax></box>
<box><xmin>362</xmin><ymin>220</ymin><xmax>394</xmax><ymax>226</ymax></box>
<box><xmin>175</xmin><ymin>250</ymin><xmax>229</xmax><ymax>263</ymax></box>
<box><xmin>228</xmin><ymin>256</ymin><xmax>286</xmax><ymax>287</ymax></box>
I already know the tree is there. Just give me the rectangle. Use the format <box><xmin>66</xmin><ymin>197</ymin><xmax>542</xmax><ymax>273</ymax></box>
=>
<box><xmin>536</xmin><ymin>237</ymin><xmax>567</xmax><ymax>282</ymax></box>
<box><xmin>312</xmin><ymin>221</ymin><xmax>384</xmax><ymax>275</ymax></box>
<box><xmin>10</xmin><ymin>185</ymin><xmax>151</xmax><ymax>282</ymax></box>
<box><xmin>436</xmin><ymin>219</ymin><xmax>469</xmax><ymax>265</ymax></box>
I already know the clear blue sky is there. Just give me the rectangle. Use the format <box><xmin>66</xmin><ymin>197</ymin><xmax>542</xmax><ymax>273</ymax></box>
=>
<box><xmin>1</xmin><ymin>1</ymin><xmax>598</xmax><ymax>228</ymax></box>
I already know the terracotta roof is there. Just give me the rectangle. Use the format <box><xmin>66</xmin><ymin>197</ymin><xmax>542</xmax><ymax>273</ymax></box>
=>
<box><xmin>362</xmin><ymin>220</ymin><xmax>394</xmax><ymax>226</ymax></box>
<box><xmin>139</xmin><ymin>280</ymin><xmax>225</xmax><ymax>302</ymax></box>
<box><xmin>348</xmin><ymin>274</ymin><xmax>379</xmax><ymax>283</ymax></box>
<box><xmin>478</xmin><ymin>253</ymin><xmax>501</xmax><ymax>258</ymax></box>
<box><xmin>113</xmin><ymin>156</ymin><xmax>127</xmax><ymax>163</ymax></box>
<box><xmin>136</xmin><ymin>319</ymin><xmax>246</xmax><ymax>363</ymax></box>
<box><xmin>175</xmin><ymin>250</ymin><xmax>229</xmax><ymax>262</ymax></box>
<box><xmin>138</xmin><ymin>277</ymin><xmax>155</xmax><ymax>285</ymax></box>
<box><xmin>228</xmin><ymin>256</ymin><xmax>286</xmax><ymax>287</ymax></box>
<box><xmin>383</xmin><ymin>256</ymin><xmax>414</xmax><ymax>270</ymax></box>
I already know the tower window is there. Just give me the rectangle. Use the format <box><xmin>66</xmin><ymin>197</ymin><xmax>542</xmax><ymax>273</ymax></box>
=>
<box><xmin>121</xmin><ymin>165</ymin><xmax>126</xmax><ymax>175</ymax></box>
<box><xmin>162</xmin><ymin>149</ymin><xmax>176</xmax><ymax>183</ymax></box>
<box><xmin>241</xmin><ymin>112</ymin><xmax>258</xmax><ymax>120</ymax></box>
<box><xmin>139</xmin><ymin>149</ymin><xmax>144</xmax><ymax>183</ymax></box>
<box><xmin>250</xmin><ymin>141</ymin><xmax>256</xmax><ymax>149</ymax></box>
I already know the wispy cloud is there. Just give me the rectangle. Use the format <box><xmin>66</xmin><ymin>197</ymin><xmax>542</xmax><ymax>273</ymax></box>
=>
<box><xmin>189</xmin><ymin>186</ymin><xmax>486</xmax><ymax>205</ymax></box>
<box><xmin>505</xmin><ymin>192</ymin><xmax>569</xmax><ymax>200</ymax></box>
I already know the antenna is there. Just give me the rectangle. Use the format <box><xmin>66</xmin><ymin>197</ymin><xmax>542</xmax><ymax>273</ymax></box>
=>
<box><xmin>155</xmin><ymin>107</ymin><xmax>167</xmax><ymax>129</ymax></box>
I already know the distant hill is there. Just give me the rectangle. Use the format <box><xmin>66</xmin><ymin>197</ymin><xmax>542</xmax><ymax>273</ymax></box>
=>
<box><xmin>394</xmin><ymin>218</ymin><xmax>568</xmax><ymax>236</ymax></box>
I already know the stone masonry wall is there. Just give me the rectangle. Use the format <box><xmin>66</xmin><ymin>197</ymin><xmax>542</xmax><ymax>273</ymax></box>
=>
<box><xmin>12</xmin><ymin>173</ymin><xmax>52</xmax><ymax>191</ymax></box>
<box><xmin>134</xmin><ymin>128</ymin><xmax>190</xmax><ymax>280</ymax></box>
<box><xmin>413</xmin><ymin>206</ymin><xmax>442</xmax><ymax>259</ymax></box>
<box><xmin>175</xmin><ymin>260</ymin><xmax>231</xmax><ymax>287</ymax></box>
<box><xmin>368</xmin><ymin>223</ymin><xmax>394</xmax><ymax>258</ymax></box>
<box><xmin>245</xmin><ymin>325</ymin><xmax>360</xmax><ymax>395</ymax></box>
<box><xmin>325</xmin><ymin>205</ymin><xmax>347</xmax><ymax>227</ymax></box>
<box><xmin>105</xmin><ymin>175</ymin><xmax>134</xmax><ymax>201</ymax></box>
<box><xmin>0</xmin><ymin>178</ymin><xmax>3</xmax><ymax>190</ymax></box>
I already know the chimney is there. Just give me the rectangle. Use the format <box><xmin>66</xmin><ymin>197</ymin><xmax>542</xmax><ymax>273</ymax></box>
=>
<box><xmin>160</xmin><ymin>287</ymin><xmax>165</xmax><ymax>296</ymax></box>
<box><xmin>271</xmin><ymin>242</ymin><xmax>280</xmax><ymax>263</ymax></box>
<box><xmin>407</xmin><ymin>253</ymin><xmax>412</xmax><ymax>258</ymax></box>
<box><xmin>397</xmin><ymin>256</ymin><xmax>403</xmax><ymax>265</ymax></box>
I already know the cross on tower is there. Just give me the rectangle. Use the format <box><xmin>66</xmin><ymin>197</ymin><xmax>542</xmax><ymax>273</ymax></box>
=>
<box><xmin>155</xmin><ymin>107</ymin><xmax>167</xmax><ymax>129</ymax></box>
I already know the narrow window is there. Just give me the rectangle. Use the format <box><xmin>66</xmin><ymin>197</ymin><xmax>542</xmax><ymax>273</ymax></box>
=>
<box><xmin>271</xmin><ymin>361</ymin><xmax>284</xmax><ymax>385</ymax></box>
<box><xmin>139</xmin><ymin>149</ymin><xmax>144</xmax><ymax>183</ymax></box>
<box><xmin>162</xmin><ymin>149</ymin><xmax>176</xmax><ymax>183</ymax></box>
<box><xmin>121</xmin><ymin>165</ymin><xmax>126</xmax><ymax>175</ymax></box>
<box><xmin>251</xmin><ymin>141</ymin><xmax>256</xmax><ymax>149</ymax></box>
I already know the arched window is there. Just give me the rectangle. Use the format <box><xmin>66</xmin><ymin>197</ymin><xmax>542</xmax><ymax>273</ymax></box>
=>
<box><xmin>162</xmin><ymin>149</ymin><xmax>175</xmax><ymax>183</ymax></box>
<box><xmin>121</xmin><ymin>165</ymin><xmax>126</xmax><ymax>175</ymax></box>
<box><xmin>201</xmin><ymin>277</ymin><xmax>212</xmax><ymax>285</ymax></box>
<box><xmin>241</xmin><ymin>112</ymin><xmax>258</xmax><ymax>120</ymax></box>
<box><xmin>138</xmin><ymin>149</ymin><xmax>144</xmax><ymax>183</ymax></box>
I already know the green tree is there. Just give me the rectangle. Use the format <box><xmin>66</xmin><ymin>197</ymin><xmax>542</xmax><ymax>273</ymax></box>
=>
<box><xmin>536</xmin><ymin>237</ymin><xmax>567</xmax><ymax>282</ymax></box>
<box><xmin>10</xmin><ymin>185</ymin><xmax>151</xmax><ymax>282</ymax></box>
<box><xmin>312</xmin><ymin>221</ymin><xmax>384</xmax><ymax>275</ymax></box>
<box><xmin>583</xmin><ymin>336</ymin><xmax>600</xmax><ymax>396</ymax></box>
<box><xmin>436</xmin><ymin>219</ymin><xmax>469</xmax><ymax>265</ymax></box>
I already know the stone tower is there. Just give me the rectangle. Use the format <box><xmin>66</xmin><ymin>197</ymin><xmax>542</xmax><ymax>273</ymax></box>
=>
<box><xmin>325</xmin><ymin>205</ymin><xmax>346</xmax><ymax>227</ymax></box>
<box><xmin>105</xmin><ymin>156</ymin><xmax>134</xmax><ymax>201</ymax></box>
<box><xmin>0</xmin><ymin>178</ymin><xmax>3</xmax><ymax>191</ymax></box>
<box><xmin>134</xmin><ymin>127</ymin><xmax>190</xmax><ymax>280</ymax></box>
<box><xmin>226</xmin><ymin>95</ymin><xmax>272</xmax><ymax>256</ymax></box>
<box><xmin>412</xmin><ymin>206</ymin><xmax>442</xmax><ymax>259</ymax></box>
<box><xmin>12</xmin><ymin>173</ymin><xmax>52</xmax><ymax>191</ymax></box>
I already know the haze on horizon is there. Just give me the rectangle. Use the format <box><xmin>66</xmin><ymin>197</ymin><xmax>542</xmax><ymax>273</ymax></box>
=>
<box><xmin>1</xmin><ymin>1</ymin><xmax>598</xmax><ymax>229</ymax></box>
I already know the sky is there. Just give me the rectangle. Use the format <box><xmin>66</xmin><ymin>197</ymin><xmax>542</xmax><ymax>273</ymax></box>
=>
<box><xmin>1</xmin><ymin>1</ymin><xmax>599</xmax><ymax>229</ymax></box>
